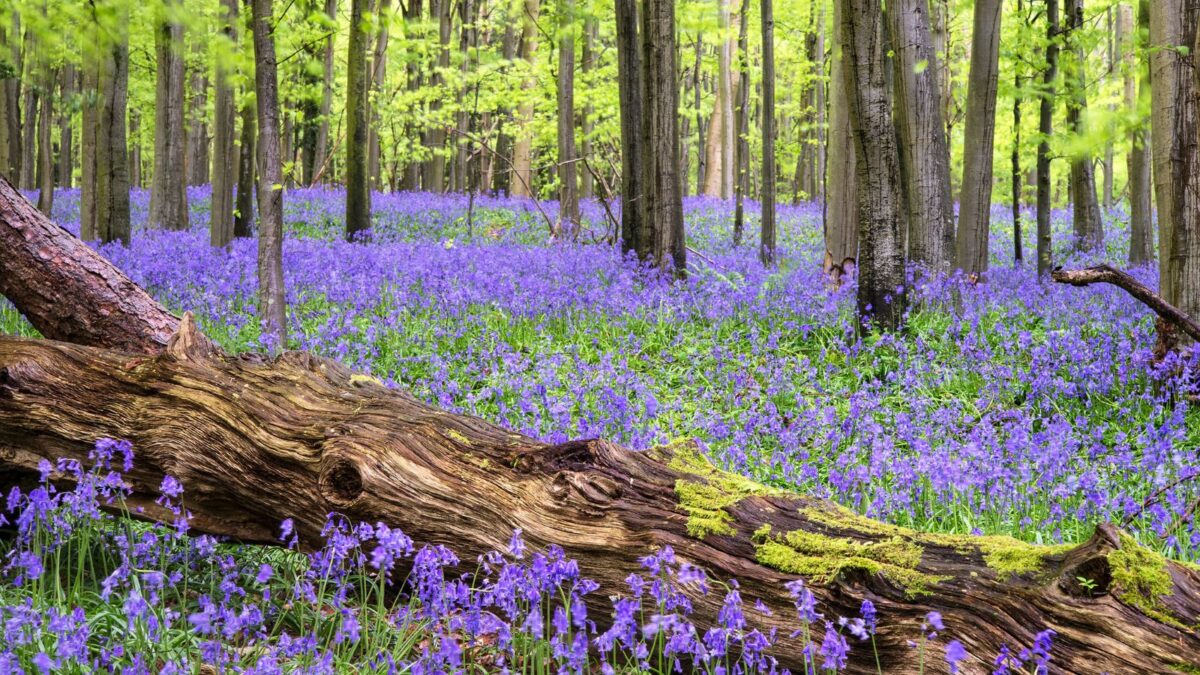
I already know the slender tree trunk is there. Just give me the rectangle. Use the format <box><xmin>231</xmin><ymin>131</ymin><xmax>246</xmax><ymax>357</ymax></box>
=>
<box><xmin>129</xmin><ymin>110</ymin><xmax>141</xmax><ymax>189</ymax></box>
<box><xmin>18</xmin><ymin>30</ymin><xmax>38</xmax><ymax>191</ymax></box>
<box><xmin>824</xmin><ymin>0</ymin><xmax>857</xmax><ymax>279</ymax></box>
<box><xmin>313</xmin><ymin>0</ymin><xmax>337</xmax><ymax>185</ymax></box>
<box><xmin>955</xmin><ymin>0</ymin><xmax>1003</xmax><ymax>277</ymax></box>
<box><xmin>509</xmin><ymin>0</ymin><xmax>539</xmax><ymax>197</ymax></box>
<box><xmin>1126</xmin><ymin>1</ymin><xmax>1153</xmax><ymax>265</ymax></box>
<box><xmin>702</xmin><ymin>0</ymin><xmax>734</xmax><ymax>199</ymax></box>
<box><xmin>888</xmin><ymin>0</ymin><xmax>955</xmax><ymax>274</ymax></box>
<box><xmin>57</xmin><ymin>64</ymin><xmax>73</xmax><ymax>190</ymax></box>
<box><xmin>642</xmin><ymin>0</ymin><xmax>686</xmax><ymax>273</ymax></box>
<box><xmin>556</xmin><ymin>0</ymin><xmax>579</xmax><ymax>236</ymax></box>
<box><xmin>491</xmin><ymin>15</ymin><xmax>513</xmax><ymax>194</ymax></box>
<box><xmin>426</xmin><ymin>0</ymin><xmax>452</xmax><ymax>192</ymax></box>
<box><xmin>693</xmin><ymin>37</ymin><xmax>705</xmax><ymax>197</ymax></box>
<box><xmin>842</xmin><ymin>0</ymin><xmax>907</xmax><ymax>330</ymax></box>
<box><xmin>346</xmin><ymin>0</ymin><xmax>372</xmax><ymax>239</ymax></box>
<box><xmin>0</xmin><ymin>25</ymin><xmax>10</xmax><ymax>183</ymax></box>
<box><xmin>813</xmin><ymin>2</ymin><xmax>826</xmax><ymax>205</ymax></box>
<box><xmin>234</xmin><ymin>94</ymin><xmax>256</xmax><ymax>239</ymax></box>
<box><xmin>149</xmin><ymin>0</ymin><xmax>189</xmax><ymax>231</ymax></box>
<box><xmin>615</xmin><ymin>0</ymin><xmax>644</xmax><ymax>256</ymax></box>
<box><xmin>1065</xmin><ymin>0</ymin><xmax>1104</xmax><ymax>251</ymax></box>
<box><xmin>35</xmin><ymin>66</ymin><xmax>54</xmax><ymax>216</ymax></box>
<box><xmin>580</xmin><ymin>14</ymin><xmax>596</xmax><ymax>199</ymax></box>
<box><xmin>3</xmin><ymin>15</ymin><xmax>21</xmax><ymax>182</ymax></box>
<box><xmin>1103</xmin><ymin>6</ymin><xmax>1115</xmax><ymax>209</ymax></box>
<box><xmin>759</xmin><ymin>0</ymin><xmax>776</xmax><ymax>265</ymax></box>
<box><xmin>1150</xmin><ymin>0</ymin><xmax>1187</xmax><ymax>300</ymax></box>
<box><xmin>91</xmin><ymin>16</ymin><xmax>132</xmax><ymax>246</ymax></box>
<box><xmin>187</xmin><ymin>40</ymin><xmax>210</xmax><ymax>187</ymax></box>
<box><xmin>732</xmin><ymin>0</ymin><xmax>750</xmax><ymax>247</ymax></box>
<box><xmin>251</xmin><ymin>0</ymin><xmax>288</xmax><ymax>350</ymax></box>
<box><xmin>80</xmin><ymin>56</ymin><xmax>97</xmax><ymax>241</ymax></box>
<box><xmin>1011</xmin><ymin>0</ymin><xmax>1025</xmax><ymax>264</ymax></box>
<box><xmin>1037</xmin><ymin>0</ymin><xmax>1060</xmax><ymax>275</ymax></box>
<box><xmin>368</xmin><ymin>0</ymin><xmax>391</xmax><ymax>191</ymax></box>
<box><xmin>212</xmin><ymin>0</ymin><xmax>239</xmax><ymax>249</ymax></box>
<box><xmin>452</xmin><ymin>0</ymin><xmax>474</xmax><ymax>193</ymax></box>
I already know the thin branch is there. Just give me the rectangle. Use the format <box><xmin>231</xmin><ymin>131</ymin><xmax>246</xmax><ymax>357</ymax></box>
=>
<box><xmin>1051</xmin><ymin>264</ymin><xmax>1200</xmax><ymax>343</ymax></box>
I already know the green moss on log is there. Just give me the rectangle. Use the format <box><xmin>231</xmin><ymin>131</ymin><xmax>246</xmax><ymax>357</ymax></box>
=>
<box><xmin>663</xmin><ymin>440</ymin><xmax>779</xmax><ymax>538</ymax></box>
<box><xmin>1108</xmin><ymin>532</ymin><xmax>1187</xmax><ymax>629</ymax></box>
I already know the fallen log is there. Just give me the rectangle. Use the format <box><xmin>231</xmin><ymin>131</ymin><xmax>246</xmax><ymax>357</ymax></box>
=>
<box><xmin>2</xmin><ymin>176</ymin><xmax>1199</xmax><ymax>672</ymax></box>
<box><xmin>1052</xmin><ymin>264</ymin><xmax>1200</xmax><ymax>344</ymax></box>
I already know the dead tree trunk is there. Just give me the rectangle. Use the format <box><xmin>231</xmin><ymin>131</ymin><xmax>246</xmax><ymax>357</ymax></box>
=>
<box><xmin>0</xmin><ymin>176</ymin><xmax>1199</xmax><ymax>674</ymax></box>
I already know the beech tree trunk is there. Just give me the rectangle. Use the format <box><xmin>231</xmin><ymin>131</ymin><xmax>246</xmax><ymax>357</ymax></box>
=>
<box><xmin>313</xmin><ymin>0</ymin><xmax>337</xmax><ymax>186</ymax></box>
<box><xmin>57</xmin><ymin>64</ymin><xmax>73</xmax><ymax>190</ymax></box>
<box><xmin>508</xmin><ymin>0</ymin><xmax>539</xmax><ymax>198</ymax></box>
<box><xmin>368</xmin><ymin>0</ymin><xmax>392</xmax><ymax>192</ymax></box>
<box><xmin>732</xmin><ymin>0</ymin><xmax>750</xmax><ymax>247</ymax></box>
<box><xmin>1126</xmin><ymin>1</ymin><xmax>1153</xmax><ymax>265</ymax></box>
<box><xmin>702</xmin><ymin>0</ymin><xmax>735</xmax><ymax>198</ymax></box>
<box><xmin>1036</xmin><ymin>0</ymin><xmax>1060</xmax><ymax>276</ymax></box>
<box><xmin>955</xmin><ymin>0</ymin><xmax>1003</xmax><ymax>278</ymax></box>
<box><xmin>556</xmin><ymin>0</ymin><xmax>580</xmax><ymax>237</ymax></box>
<box><xmin>211</xmin><ymin>0</ymin><xmax>239</xmax><ymax>249</ymax></box>
<box><xmin>758</xmin><ymin>0</ymin><xmax>776</xmax><ymax>265</ymax></box>
<box><xmin>1150</xmin><ymin>0</ymin><xmax>1187</xmax><ymax>301</ymax></box>
<box><xmin>842</xmin><ymin>0</ymin><xmax>906</xmax><ymax>330</ymax></box>
<box><xmin>888</xmin><ymin>0</ymin><xmax>954</xmax><ymax>274</ymax></box>
<box><xmin>18</xmin><ymin>28</ymin><xmax>37</xmax><ymax>191</ymax></box>
<box><xmin>641</xmin><ymin>0</ymin><xmax>686</xmax><ymax>274</ymax></box>
<box><xmin>615</xmin><ymin>0</ymin><xmax>645</xmax><ymax>257</ymax></box>
<box><xmin>81</xmin><ymin>17</ymin><xmax>132</xmax><ymax>247</ymax></box>
<box><xmin>346</xmin><ymin>0</ymin><xmax>372</xmax><ymax>239</ymax></box>
<box><xmin>825</xmin><ymin>0</ymin><xmax>857</xmax><ymax>282</ymax></box>
<box><xmin>35</xmin><ymin>66</ymin><xmax>54</xmax><ymax>217</ymax></box>
<box><xmin>186</xmin><ymin>40</ymin><xmax>210</xmax><ymax>187</ymax></box>
<box><xmin>149</xmin><ymin>0</ymin><xmax>189</xmax><ymax>231</ymax></box>
<box><xmin>1065</xmin><ymin>0</ymin><xmax>1104</xmax><ymax>252</ymax></box>
<box><xmin>251</xmin><ymin>0</ymin><xmax>288</xmax><ymax>349</ymax></box>
<box><xmin>1</xmin><ymin>176</ymin><xmax>1200</xmax><ymax>674</ymax></box>
<box><xmin>234</xmin><ymin>93</ymin><xmax>256</xmax><ymax>239</ymax></box>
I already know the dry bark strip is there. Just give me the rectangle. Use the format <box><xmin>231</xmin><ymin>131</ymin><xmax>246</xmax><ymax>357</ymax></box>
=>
<box><xmin>1</xmin><ymin>177</ymin><xmax>1199</xmax><ymax>672</ymax></box>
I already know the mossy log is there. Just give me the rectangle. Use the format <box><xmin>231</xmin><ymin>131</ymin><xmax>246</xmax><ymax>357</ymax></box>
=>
<box><xmin>2</xmin><ymin>176</ymin><xmax>1200</xmax><ymax>672</ymax></box>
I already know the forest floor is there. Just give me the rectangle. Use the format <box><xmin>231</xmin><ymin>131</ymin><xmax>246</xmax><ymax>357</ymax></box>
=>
<box><xmin>0</xmin><ymin>187</ymin><xmax>1189</xmax><ymax>672</ymax></box>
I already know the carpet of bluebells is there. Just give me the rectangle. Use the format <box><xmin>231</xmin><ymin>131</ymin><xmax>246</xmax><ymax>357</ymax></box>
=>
<box><xmin>0</xmin><ymin>185</ymin><xmax>1190</xmax><ymax>671</ymax></box>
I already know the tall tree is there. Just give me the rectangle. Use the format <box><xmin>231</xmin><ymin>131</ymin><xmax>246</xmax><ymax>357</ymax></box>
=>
<box><xmin>732</xmin><ymin>0</ymin><xmax>750</xmax><ymax>246</ymax></box>
<box><xmin>1012</xmin><ymin>0</ymin><xmax>1025</xmax><ymax>264</ymax></box>
<box><xmin>1153</xmin><ymin>0</ymin><xmax>1200</xmax><ymax>333</ymax></box>
<box><xmin>312</xmin><ymin>0</ymin><xmax>337</xmax><ymax>185</ymax></box>
<box><xmin>35</xmin><ymin>64</ymin><xmax>53</xmax><ymax>216</ymax></box>
<box><xmin>18</xmin><ymin>28</ymin><xmax>37</xmax><ymax>190</ymax></box>
<box><xmin>149</xmin><ymin>0</ymin><xmax>189</xmax><ymax>231</ymax></box>
<box><xmin>186</xmin><ymin>40</ymin><xmax>210</xmax><ymax>186</ymax></box>
<box><xmin>955</xmin><ymin>0</ymin><xmax>1003</xmax><ymax>277</ymax></box>
<box><xmin>758</xmin><ymin>0</ymin><xmax>776</xmax><ymax>265</ymax></box>
<box><xmin>57</xmin><ymin>64</ymin><xmax>74</xmax><ymax>190</ymax></box>
<box><xmin>509</xmin><ymin>0</ymin><xmax>540</xmax><ymax>197</ymax></box>
<box><xmin>1150</xmin><ymin>0</ymin><xmax>1186</xmax><ymax>295</ymax></box>
<box><xmin>580</xmin><ymin>13</ymin><xmax>596</xmax><ymax>198</ymax></box>
<box><xmin>888</xmin><ymin>0</ymin><xmax>954</xmax><ymax>274</ymax></box>
<box><xmin>81</xmin><ymin>0</ymin><xmax>131</xmax><ymax>246</ymax></box>
<box><xmin>0</xmin><ymin>19</ymin><xmax>16</xmax><ymax>180</ymax></box>
<box><xmin>1036</xmin><ymin>0</ymin><xmax>1060</xmax><ymax>275</ymax></box>
<box><xmin>641</xmin><ymin>0</ymin><xmax>686</xmax><ymax>273</ymax></box>
<box><xmin>1065</xmin><ymin>0</ymin><xmax>1103</xmax><ymax>251</ymax></box>
<box><xmin>824</xmin><ymin>0</ymin><xmax>857</xmax><ymax>280</ymax></box>
<box><xmin>346</xmin><ymin>0</ymin><xmax>372</xmax><ymax>239</ymax></box>
<box><xmin>615</xmin><ymin>0</ymin><xmax>644</xmax><ymax>255</ymax></box>
<box><xmin>556</xmin><ymin>0</ymin><xmax>579</xmax><ymax>236</ymax></box>
<box><xmin>702</xmin><ymin>0</ymin><xmax>735</xmax><ymax>198</ymax></box>
<box><xmin>1126</xmin><ymin>1</ymin><xmax>1152</xmax><ymax>265</ymax></box>
<box><xmin>368</xmin><ymin>0</ymin><xmax>392</xmax><ymax>191</ymax></box>
<box><xmin>251</xmin><ymin>0</ymin><xmax>288</xmax><ymax>350</ymax></box>
<box><xmin>211</xmin><ymin>0</ymin><xmax>239</xmax><ymax>248</ymax></box>
<box><xmin>842</xmin><ymin>0</ymin><xmax>907</xmax><ymax>330</ymax></box>
<box><xmin>234</xmin><ymin>93</ymin><xmax>256</xmax><ymax>239</ymax></box>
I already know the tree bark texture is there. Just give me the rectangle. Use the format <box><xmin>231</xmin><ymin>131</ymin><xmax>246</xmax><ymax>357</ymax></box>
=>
<box><xmin>57</xmin><ymin>64</ymin><xmax>74</xmax><ymax>190</ymax></box>
<box><xmin>508</xmin><ymin>0</ymin><xmax>539</xmax><ymax>197</ymax></box>
<box><xmin>1065</xmin><ymin>0</ymin><xmax>1104</xmax><ymax>252</ymax></box>
<box><xmin>888</xmin><ymin>0</ymin><xmax>954</xmax><ymax>274</ymax></box>
<box><xmin>211</xmin><ymin>0</ymin><xmax>239</xmax><ymax>248</ymax></box>
<box><xmin>758</xmin><ymin>0</ymin><xmax>776</xmax><ymax>265</ymax></box>
<box><xmin>346</xmin><ymin>0</ymin><xmax>372</xmax><ymax>239</ymax></box>
<box><xmin>1150</xmin><ymin>0</ymin><xmax>1188</xmax><ymax>302</ymax></box>
<box><xmin>556</xmin><ymin>0</ymin><xmax>580</xmax><ymax>236</ymax></box>
<box><xmin>615</xmin><ymin>0</ymin><xmax>645</xmax><ymax>257</ymax></box>
<box><xmin>842</xmin><ymin>0</ymin><xmax>907</xmax><ymax>330</ymax></box>
<box><xmin>955</xmin><ymin>0</ymin><xmax>1003</xmax><ymax>277</ymax></box>
<box><xmin>313</xmin><ymin>0</ymin><xmax>338</xmax><ymax>186</ymax></box>
<box><xmin>1126</xmin><ymin>1</ymin><xmax>1153</xmax><ymax>265</ymax></box>
<box><xmin>825</xmin><ymin>0</ymin><xmax>857</xmax><ymax>281</ymax></box>
<box><xmin>1036</xmin><ymin>0</ymin><xmax>1060</xmax><ymax>276</ymax></box>
<box><xmin>1</xmin><ymin>175</ymin><xmax>1200</xmax><ymax>674</ymax></box>
<box><xmin>35</xmin><ymin>66</ymin><xmax>54</xmax><ymax>217</ymax></box>
<box><xmin>149</xmin><ymin>0</ymin><xmax>189</xmax><ymax>231</ymax></box>
<box><xmin>251</xmin><ymin>0</ymin><xmax>289</xmax><ymax>349</ymax></box>
<box><xmin>641</xmin><ymin>0</ymin><xmax>686</xmax><ymax>274</ymax></box>
<box><xmin>235</xmin><ymin>93</ymin><xmax>257</xmax><ymax>240</ymax></box>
